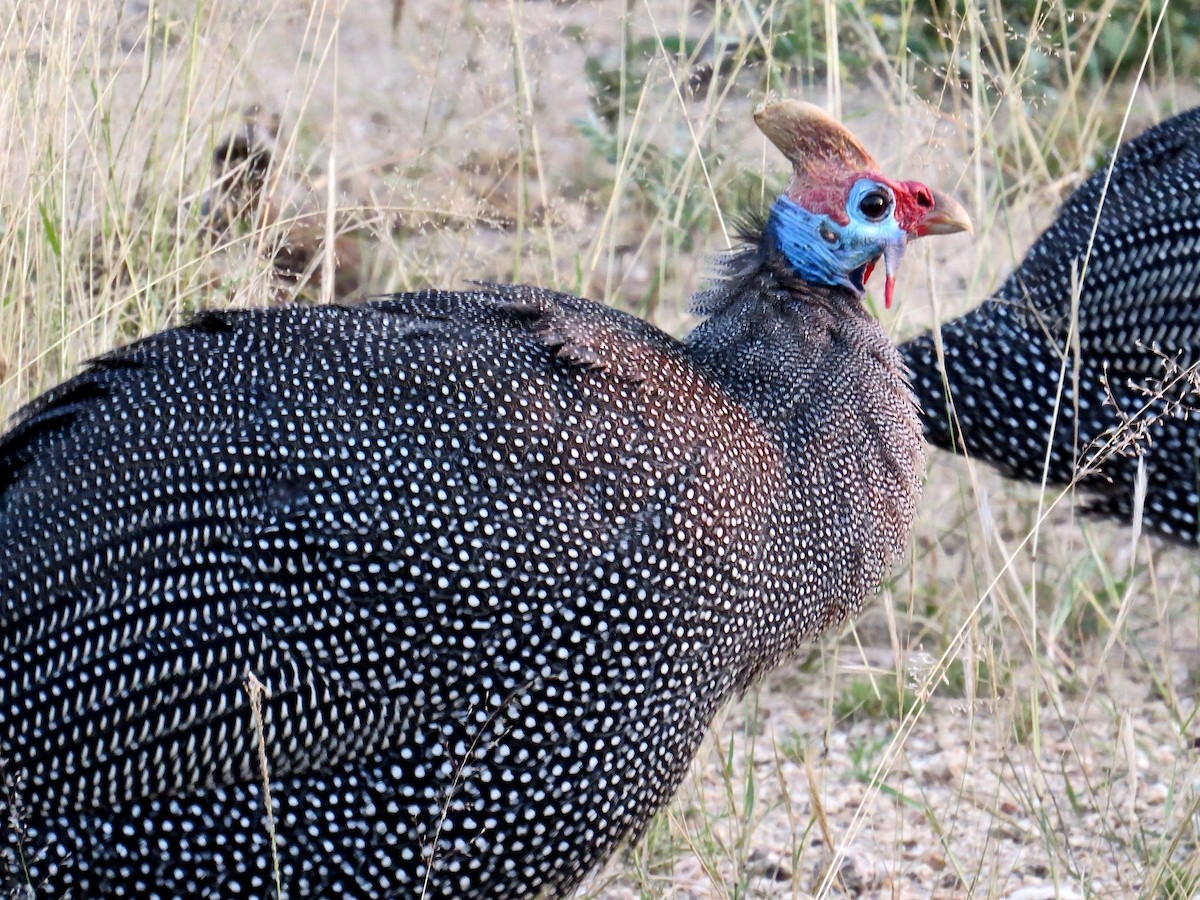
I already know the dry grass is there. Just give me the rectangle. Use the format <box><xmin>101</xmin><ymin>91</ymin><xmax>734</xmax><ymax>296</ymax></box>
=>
<box><xmin>2</xmin><ymin>1</ymin><xmax>1199</xmax><ymax>898</ymax></box>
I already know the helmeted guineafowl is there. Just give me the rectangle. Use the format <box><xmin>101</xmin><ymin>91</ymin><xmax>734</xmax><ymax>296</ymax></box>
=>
<box><xmin>0</xmin><ymin>101</ymin><xmax>970</xmax><ymax>897</ymax></box>
<box><xmin>901</xmin><ymin>106</ymin><xmax>1200</xmax><ymax>541</ymax></box>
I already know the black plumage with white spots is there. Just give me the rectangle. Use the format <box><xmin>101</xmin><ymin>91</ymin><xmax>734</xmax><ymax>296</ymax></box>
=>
<box><xmin>1</xmin><ymin>280</ymin><xmax>920</xmax><ymax>897</ymax></box>
<box><xmin>2</xmin><ymin>100</ymin><xmax>973</xmax><ymax>898</ymax></box>
<box><xmin>901</xmin><ymin>107</ymin><xmax>1200</xmax><ymax>540</ymax></box>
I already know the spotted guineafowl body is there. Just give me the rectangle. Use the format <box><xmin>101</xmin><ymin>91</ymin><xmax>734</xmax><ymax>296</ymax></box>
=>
<box><xmin>901</xmin><ymin>107</ymin><xmax>1200</xmax><ymax>540</ymax></box>
<box><xmin>0</xmin><ymin>280</ymin><xmax>920</xmax><ymax>896</ymax></box>
<box><xmin>0</xmin><ymin>101</ymin><xmax>970</xmax><ymax>897</ymax></box>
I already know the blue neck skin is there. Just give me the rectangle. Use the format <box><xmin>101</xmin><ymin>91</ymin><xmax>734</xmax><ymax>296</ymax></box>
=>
<box><xmin>767</xmin><ymin>195</ymin><xmax>894</xmax><ymax>294</ymax></box>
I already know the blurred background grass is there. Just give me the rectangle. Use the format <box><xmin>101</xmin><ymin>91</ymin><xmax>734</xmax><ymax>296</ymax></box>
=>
<box><xmin>1</xmin><ymin>1</ymin><xmax>1198</xmax><ymax>897</ymax></box>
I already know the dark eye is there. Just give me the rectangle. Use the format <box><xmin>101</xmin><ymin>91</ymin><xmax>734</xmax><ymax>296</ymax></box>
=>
<box><xmin>859</xmin><ymin>190</ymin><xmax>891</xmax><ymax>221</ymax></box>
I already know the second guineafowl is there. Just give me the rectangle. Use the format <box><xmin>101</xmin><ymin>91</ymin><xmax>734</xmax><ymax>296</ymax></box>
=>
<box><xmin>902</xmin><ymin>106</ymin><xmax>1200</xmax><ymax>541</ymax></box>
<box><xmin>0</xmin><ymin>102</ymin><xmax>969</xmax><ymax>897</ymax></box>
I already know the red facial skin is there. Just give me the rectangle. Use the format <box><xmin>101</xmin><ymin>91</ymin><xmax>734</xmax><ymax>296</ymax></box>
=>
<box><xmin>893</xmin><ymin>179</ymin><xmax>939</xmax><ymax>234</ymax></box>
<box><xmin>789</xmin><ymin>169</ymin><xmax>937</xmax><ymax>234</ymax></box>
<box><xmin>789</xmin><ymin>172</ymin><xmax>955</xmax><ymax>308</ymax></box>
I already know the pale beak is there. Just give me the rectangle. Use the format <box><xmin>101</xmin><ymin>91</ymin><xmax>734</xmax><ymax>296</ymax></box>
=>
<box><xmin>915</xmin><ymin>188</ymin><xmax>973</xmax><ymax>237</ymax></box>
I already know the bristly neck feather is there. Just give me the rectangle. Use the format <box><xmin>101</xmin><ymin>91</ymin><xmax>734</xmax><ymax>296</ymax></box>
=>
<box><xmin>690</xmin><ymin>206</ymin><xmax>864</xmax><ymax>320</ymax></box>
<box><xmin>684</xmin><ymin>204</ymin><xmax>899</xmax><ymax>423</ymax></box>
<box><xmin>682</xmin><ymin>202</ymin><xmax>925</xmax><ymax>657</ymax></box>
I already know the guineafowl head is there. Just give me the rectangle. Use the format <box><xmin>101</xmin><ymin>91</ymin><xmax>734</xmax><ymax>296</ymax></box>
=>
<box><xmin>755</xmin><ymin>99</ymin><xmax>972</xmax><ymax>308</ymax></box>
